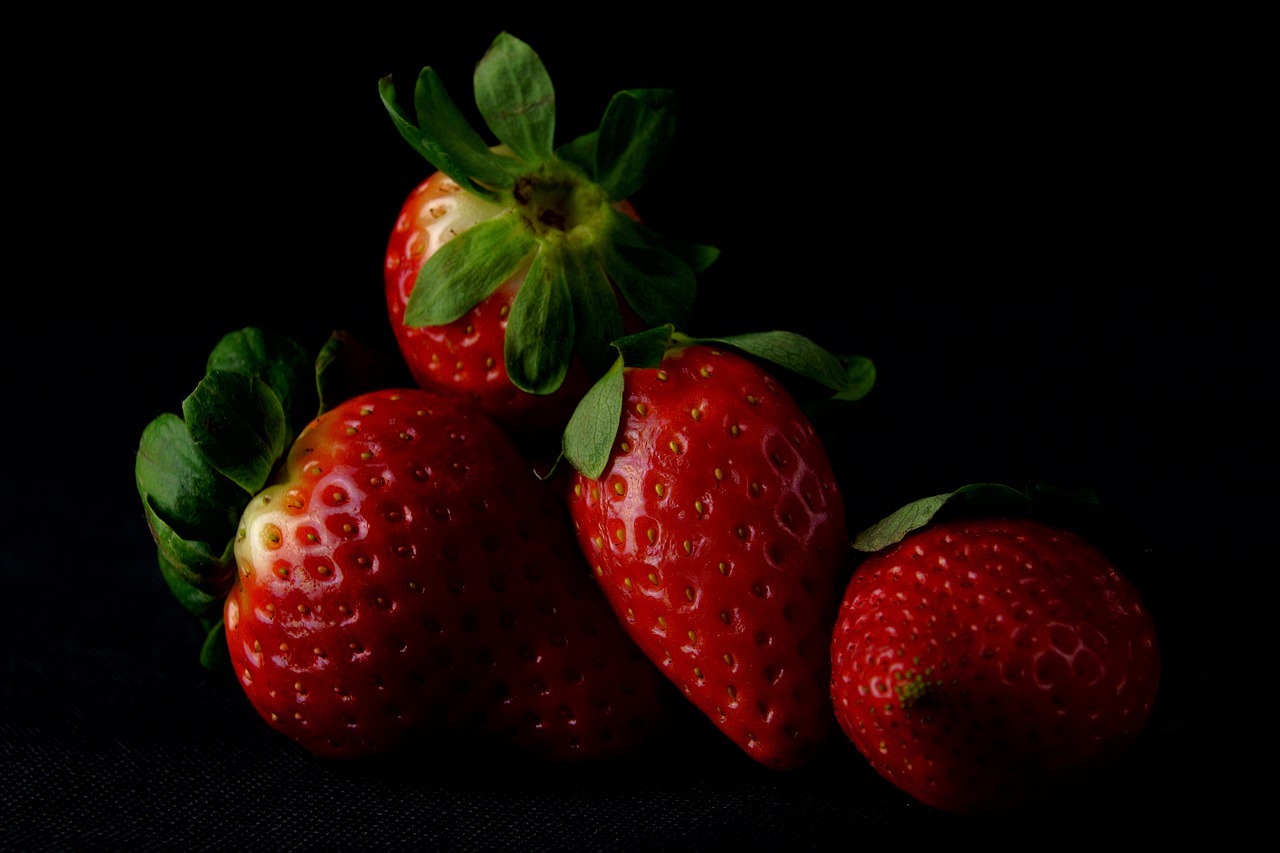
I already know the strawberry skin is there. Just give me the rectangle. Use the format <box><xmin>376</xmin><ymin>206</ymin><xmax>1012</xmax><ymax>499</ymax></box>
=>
<box><xmin>566</xmin><ymin>344</ymin><xmax>850</xmax><ymax>769</ymax></box>
<box><xmin>831</xmin><ymin>516</ymin><xmax>1161</xmax><ymax>813</ymax></box>
<box><xmin>224</xmin><ymin>388</ymin><xmax>671</xmax><ymax>761</ymax></box>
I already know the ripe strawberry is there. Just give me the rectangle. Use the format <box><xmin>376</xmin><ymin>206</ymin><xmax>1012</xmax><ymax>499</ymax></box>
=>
<box><xmin>831</xmin><ymin>485</ymin><xmax>1162</xmax><ymax>813</ymax></box>
<box><xmin>561</xmin><ymin>326</ymin><xmax>875</xmax><ymax>769</ymax></box>
<box><xmin>383</xmin><ymin>170</ymin><xmax>637</xmax><ymax>436</ymax></box>
<box><xmin>380</xmin><ymin>32</ymin><xmax>716</xmax><ymax>436</ymax></box>
<box><xmin>137</xmin><ymin>329</ymin><xmax>672</xmax><ymax>762</ymax></box>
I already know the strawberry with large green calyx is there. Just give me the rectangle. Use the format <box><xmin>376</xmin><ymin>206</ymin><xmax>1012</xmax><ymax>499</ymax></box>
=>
<box><xmin>136</xmin><ymin>328</ymin><xmax>675</xmax><ymax>761</ymax></box>
<box><xmin>380</xmin><ymin>32</ymin><xmax>717</xmax><ymax>428</ymax></box>
<box><xmin>561</xmin><ymin>325</ymin><xmax>874</xmax><ymax>769</ymax></box>
<box><xmin>832</xmin><ymin>483</ymin><xmax>1163</xmax><ymax>814</ymax></box>
<box><xmin>135</xmin><ymin>327</ymin><xmax>349</xmax><ymax>669</ymax></box>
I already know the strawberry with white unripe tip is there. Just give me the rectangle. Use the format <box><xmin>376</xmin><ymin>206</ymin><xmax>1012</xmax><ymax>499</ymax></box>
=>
<box><xmin>380</xmin><ymin>32</ymin><xmax>716</xmax><ymax>438</ymax></box>
<box><xmin>137</xmin><ymin>328</ymin><xmax>673</xmax><ymax>761</ymax></box>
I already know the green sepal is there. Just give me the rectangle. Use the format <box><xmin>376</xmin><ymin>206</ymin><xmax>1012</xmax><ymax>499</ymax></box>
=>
<box><xmin>199</xmin><ymin>619</ymin><xmax>231</xmax><ymax>673</ymax></box>
<box><xmin>157</xmin><ymin>551</ymin><xmax>228</xmax><ymax>620</ymax></box>
<box><xmin>609</xmin><ymin>211</ymin><xmax>719</xmax><ymax>275</ymax></box>
<box><xmin>137</xmin><ymin>326</ymin><xmax>387</xmax><ymax>670</ymax></box>
<box><xmin>379</xmin><ymin>69</ymin><xmax>516</xmax><ymax>199</ymax></box>
<box><xmin>142</xmin><ymin>493</ymin><xmax>237</xmax><ymax>591</ymax></box>
<box><xmin>600</xmin><ymin>212</ymin><xmax>698</xmax><ymax>328</ymax></box>
<box><xmin>561</xmin><ymin>325</ymin><xmax>673</xmax><ymax>478</ymax></box>
<box><xmin>852</xmin><ymin>483</ymin><xmax>1154</xmax><ymax>582</ymax></box>
<box><xmin>555</xmin><ymin>130</ymin><xmax>597</xmax><ymax>175</ymax></box>
<box><xmin>135</xmin><ymin>413</ymin><xmax>247</xmax><ymax>546</ymax></box>
<box><xmin>473</xmin><ymin>32</ymin><xmax>556</xmax><ymax>163</ymax></box>
<box><xmin>403</xmin><ymin>212</ymin><xmax>537</xmax><ymax>327</ymax></box>
<box><xmin>695</xmin><ymin>330</ymin><xmax>877</xmax><ymax>402</ymax></box>
<box><xmin>182</xmin><ymin>370</ymin><xmax>287</xmax><ymax>496</ymax></box>
<box><xmin>561</xmin><ymin>357</ymin><xmax>626</xmax><ymax>480</ymax></box>
<box><xmin>204</xmin><ymin>327</ymin><xmax>317</xmax><ymax>449</ymax></box>
<box><xmin>669</xmin><ymin>239</ymin><xmax>720</xmax><ymax>276</ymax></box>
<box><xmin>505</xmin><ymin>245</ymin><xmax>574</xmax><ymax>395</ymax></box>
<box><xmin>564</xmin><ymin>244</ymin><xmax>624</xmax><ymax>378</ymax></box>
<box><xmin>561</xmin><ymin>325</ymin><xmax>874</xmax><ymax>480</ymax></box>
<box><xmin>853</xmin><ymin>483</ymin><xmax>1033</xmax><ymax>552</ymax></box>
<box><xmin>593</xmin><ymin>88</ymin><xmax>676</xmax><ymax>200</ymax></box>
<box><xmin>613</xmin><ymin>324</ymin><xmax>676</xmax><ymax>368</ymax></box>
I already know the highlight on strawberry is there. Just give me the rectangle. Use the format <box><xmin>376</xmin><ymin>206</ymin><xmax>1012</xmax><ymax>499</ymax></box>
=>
<box><xmin>135</xmin><ymin>328</ymin><xmax>675</xmax><ymax>762</ymax></box>
<box><xmin>830</xmin><ymin>483</ymin><xmax>1162</xmax><ymax>813</ymax></box>
<box><xmin>561</xmin><ymin>324</ymin><xmax>875</xmax><ymax>769</ymax></box>
<box><xmin>380</xmin><ymin>32</ymin><xmax>718</xmax><ymax>438</ymax></box>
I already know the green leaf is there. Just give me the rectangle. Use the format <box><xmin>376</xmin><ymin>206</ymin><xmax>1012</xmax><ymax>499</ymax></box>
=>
<box><xmin>141</xmin><ymin>494</ymin><xmax>236</xmax><ymax>589</ymax></box>
<box><xmin>600</xmin><ymin>213</ymin><xmax>697</xmax><ymax>328</ymax></box>
<box><xmin>206</xmin><ymin>328</ymin><xmax>318</xmax><ymax>448</ymax></box>
<box><xmin>614</xmin><ymin>324</ymin><xmax>675</xmax><ymax>369</ymax></box>
<box><xmin>555</xmin><ymin>130</ymin><xmax>597</xmax><ymax>174</ymax></box>
<box><xmin>853</xmin><ymin>483</ymin><xmax>1037</xmax><ymax>552</ymax></box>
<box><xmin>669</xmin><ymin>239</ymin><xmax>720</xmax><ymax>275</ymax></box>
<box><xmin>564</xmin><ymin>248</ymin><xmax>624</xmax><ymax>378</ymax></box>
<box><xmin>594</xmin><ymin>88</ymin><xmax>676</xmax><ymax>200</ymax></box>
<box><xmin>135</xmin><ymin>413</ymin><xmax>247</xmax><ymax>545</ymax></box>
<box><xmin>505</xmin><ymin>246</ymin><xmax>574</xmax><ymax>395</ymax></box>
<box><xmin>474</xmin><ymin>32</ymin><xmax>556</xmax><ymax>163</ymax></box>
<box><xmin>404</xmin><ymin>212</ymin><xmax>537</xmax><ymax>327</ymax></box>
<box><xmin>198</xmin><ymin>619</ymin><xmax>231</xmax><ymax>673</ymax></box>
<box><xmin>560</xmin><ymin>325</ymin><xmax>676</xmax><ymax>478</ymax></box>
<box><xmin>379</xmin><ymin>69</ymin><xmax>515</xmax><ymax>198</ymax></box>
<box><xmin>612</xmin><ymin>211</ymin><xmax>718</xmax><ymax>273</ymax></box>
<box><xmin>831</xmin><ymin>357</ymin><xmax>877</xmax><ymax>401</ymax></box>
<box><xmin>156</xmin><ymin>551</ymin><xmax>228</xmax><ymax>620</ymax></box>
<box><xmin>561</xmin><ymin>359</ymin><xmax>626</xmax><ymax>479</ymax></box>
<box><xmin>697</xmin><ymin>330</ymin><xmax>877</xmax><ymax>400</ymax></box>
<box><xmin>851</xmin><ymin>481</ymin><xmax>1155</xmax><ymax>595</ymax></box>
<box><xmin>182</xmin><ymin>370</ymin><xmax>287</xmax><ymax>495</ymax></box>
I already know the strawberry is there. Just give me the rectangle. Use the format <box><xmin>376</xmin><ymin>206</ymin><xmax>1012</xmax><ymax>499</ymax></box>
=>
<box><xmin>830</xmin><ymin>484</ymin><xmax>1162</xmax><ymax>813</ymax></box>
<box><xmin>136</xmin><ymin>328</ymin><xmax>672</xmax><ymax>761</ymax></box>
<box><xmin>383</xmin><ymin>170</ymin><xmax>632</xmax><ymax>436</ymax></box>
<box><xmin>561</xmin><ymin>325</ymin><xmax>875</xmax><ymax>769</ymax></box>
<box><xmin>379</xmin><ymin>32</ymin><xmax>717</xmax><ymax>437</ymax></box>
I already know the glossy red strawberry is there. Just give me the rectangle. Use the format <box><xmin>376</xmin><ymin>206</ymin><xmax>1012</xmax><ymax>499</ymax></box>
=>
<box><xmin>831</xmin><ymin>488</ymin><xmax>1161</xmax><ymax>813</ymax></box>
<box><xmin>380</xmin><ymin>33</ymin><xmax>716</xmax><ymax>437</ymax></box>
<box><xmin>137</xmin><ymin>329</ymin><xmax>672</xmax><ymax>762</ymax></box>
<box><xmin>561</xmin><ymin>327</ymin><xmax>874</xmax><ymax>769</ymax></box>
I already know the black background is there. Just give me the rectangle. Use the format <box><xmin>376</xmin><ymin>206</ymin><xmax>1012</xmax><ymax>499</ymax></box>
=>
<box><xmin>3</xmin><ymin>9</ymin><xmax>1259</xmax><ymax>850</ymax></box>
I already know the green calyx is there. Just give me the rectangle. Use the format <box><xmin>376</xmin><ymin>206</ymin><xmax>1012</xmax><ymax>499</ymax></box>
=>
<box><xmin>852</xmin><ymin>482</ymin><xmax>1155</xmax><ymax>588</ymax></box>
<box><xmin>379</xmin><ymin>32</ymin><xmax>718</xmax><ymax>397</ymax></box>
<box><xmin>561</xmin><ymin>325</ymin><xmax>877</xmax><ymax>480</ymax></box>
<box><xmin>135</xmin><ymin>328</ymin><xmax>388</xmax><ymax>671</ymax></box>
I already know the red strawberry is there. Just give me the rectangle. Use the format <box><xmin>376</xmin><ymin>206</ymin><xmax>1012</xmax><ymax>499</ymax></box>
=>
<box><xmin>831</xmin><ymin>485</ymin><xmax>1161</xmax><ymax>813</ymax></box>
<box><xmin>561</xmin><ymin>326</ymin><xmax>874</xmax><ymax>769</ymax></box>
<box><xmin>383</xmin><ymin>170</ymin><xmax>638</xmax><ymax>436</ymax></box>
<box><xmin>137</xmin><ymin>329</ymin><xmax>672</xmax><ymax>762</ymax></box>
<box><xmin>379</xmin><ymin>33</ymin><xmax>716</xmax><ymax>437</ymax></box>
